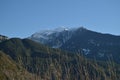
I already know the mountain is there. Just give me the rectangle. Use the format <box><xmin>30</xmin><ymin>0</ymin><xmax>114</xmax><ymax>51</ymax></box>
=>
<box><xmin>0</xmin><ymin>35</ymin><xmax>8</xmax><ymax>42</ymax></box>
<box><xmin>0</xmin><ymin>38</ymin><xmax>120</xmax><ymax>80</ymax></box>
<box><xmin>29</xmin><ymin>27</ymin><xmax>80</xmax><ymax>48</ymax></box>
<box><xmin>29</xmin><ymin>27</ymin><xmax>75</xmax><ymax>48</ymax></box>
<box><xmin>29</xmin><ymin>27</ymin><xmax>120</xmax><ymax>63</ymax></box>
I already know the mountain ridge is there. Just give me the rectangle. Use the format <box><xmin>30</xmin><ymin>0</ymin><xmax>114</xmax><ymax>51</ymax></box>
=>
<box><xmin>29</xmin><ymin>27</ymin><xmax>120</xmax><ymax>63</ymax></box>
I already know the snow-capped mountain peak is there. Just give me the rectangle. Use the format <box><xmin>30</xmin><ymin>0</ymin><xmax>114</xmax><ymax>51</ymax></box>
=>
<box><xmin>29</xmin><ymin>26</ymin><xmax>120</xmax><ymax>63</ymax></box>
<box><xmin>32</xmin><ymin>27</ymin><xmax>69</xmax><ymax>36</ymax></box>
<box><xmin>29</xmin><ymin>26</ymin><xmax>80</xmax><ymax>48</ymax></box>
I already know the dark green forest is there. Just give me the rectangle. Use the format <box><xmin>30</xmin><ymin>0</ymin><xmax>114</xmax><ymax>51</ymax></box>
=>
<box><xmin>0</xmin><ymin>38</ymin><xmax>120</xmax><ymax>80</ymax></box>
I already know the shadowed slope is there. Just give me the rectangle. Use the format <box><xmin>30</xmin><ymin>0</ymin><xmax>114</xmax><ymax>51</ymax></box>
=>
<box><xmin>0</xmin><ymin>38</ymin><xmax>120</xmax><ymax>80</ymax></box>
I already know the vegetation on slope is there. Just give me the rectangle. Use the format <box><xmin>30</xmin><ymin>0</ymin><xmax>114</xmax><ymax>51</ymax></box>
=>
<box><xmin>0</xmin><ymin>38</ymin><xmax>120</xmax><ymax>80</ymax></box>
<box><xmin>0</xmin><ymin>51</ymin><xmax>38</xmax><ymax>80</ymax></box>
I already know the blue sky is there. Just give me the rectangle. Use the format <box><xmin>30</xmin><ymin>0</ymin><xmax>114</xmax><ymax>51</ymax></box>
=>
<box><xmin>0</xmin><ymin>0</ymin><xmax>120</xmax><ymax>38</ymax></box>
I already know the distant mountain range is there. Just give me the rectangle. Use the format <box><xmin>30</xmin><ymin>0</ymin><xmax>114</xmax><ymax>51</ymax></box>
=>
<box><xmin>0</xmin><ymin>27</ymin><xmax>120</xmax><ymax>80</ymax></box>
<box><xmin>29</xmin><ymin>27</ymin><xmax>120</xmax><ymax>63</ymax></box>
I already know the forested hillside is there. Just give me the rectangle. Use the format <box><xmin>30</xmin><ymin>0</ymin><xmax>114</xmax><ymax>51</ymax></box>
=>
<box><xmin>0</xmin><ymin>38</ymin><xmax>120</xmax><ymax>80</ymax></box>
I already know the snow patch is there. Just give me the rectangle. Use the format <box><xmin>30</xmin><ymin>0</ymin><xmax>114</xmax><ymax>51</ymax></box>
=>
<box><xmin>82</xmin><ymin>48</ymin><xmax>90</xmax><ymax>55</ymax></box>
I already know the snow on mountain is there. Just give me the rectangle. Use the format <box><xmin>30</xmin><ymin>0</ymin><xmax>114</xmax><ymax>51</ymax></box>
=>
<box><xmin>29</xmin><ymin>27</ymin><xmax>120</xmax><ymax>63</ymax></box>
<box><xmin>82</xmin><ymin>48</ymin><xmax>90</xmax><ymax>55</ymax></box>
<box><xmin>31</xmin><ymin>27</ymin><xmax>69</xmax><ymax>38</ymax></box>
<box><xmin>29</xmin><ymin>27</ymin><xmax>81</xmax><ymax>48</ymax></box>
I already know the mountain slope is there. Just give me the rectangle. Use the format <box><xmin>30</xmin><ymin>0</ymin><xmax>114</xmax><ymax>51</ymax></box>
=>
<box><xmin>61</xmin><ymin>28</ymin><xmax>120</xmax><ymax>62</ymax></box>
<box><xmin>0</xmin><ymin>38</ymin><xmax>120</xmax><ymax>80</ymax></box>
<box><xmin>29</xmin><ymin>27</ymin><xmax>120</xmax><ymax>63</ymax></box>
<box><xmin>29</xmin><ymin>27</ymin><xmax>75</xmax><ymax>48</ymax></box>
<box><xmin>0</xmin><ymin>51</ymin><xmax>36</xmax><ymax>80</ymax></box>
